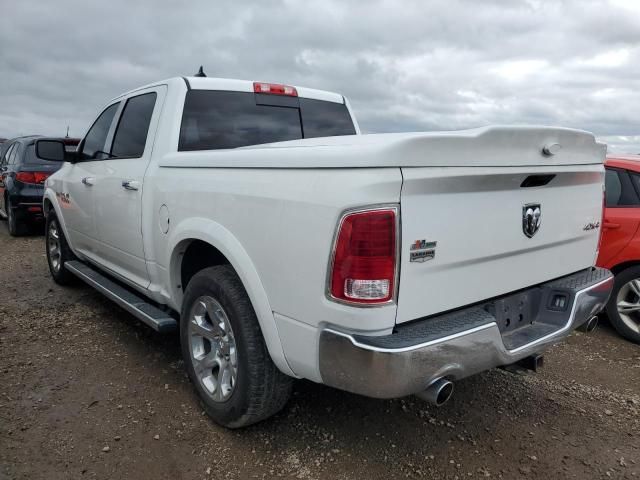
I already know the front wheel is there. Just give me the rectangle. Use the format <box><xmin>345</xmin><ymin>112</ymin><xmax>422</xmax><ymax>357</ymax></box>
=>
<box><xmin>45</xmin><ymin>212</ymin><xmax>77</xmax><ymax>285</ymax></box>
<box><xmin>605</xmin><ymin>266</ymin><xmax>640</xmax><ymax>344</ymax></box>
<box><xmin>180</xmin><ymin>265</ymin><xmax>292</xmax><ymax>428</ymax></box>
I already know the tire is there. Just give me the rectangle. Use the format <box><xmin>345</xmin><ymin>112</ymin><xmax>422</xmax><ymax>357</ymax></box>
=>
<box><xmin>180</xmin><ymin>265</ymin><xmax>292</xmax><ymax>428</ymax></box>
<box><xmin>7</xmin><ymin>197</ymin><xmax>27</xmax><ymax>236</ymax></box>
<box><xmin>45</xmin><ymin>211</ymin><xmax>77</xmax><ymax>285</ymax></box>
<box><xmin>605</xmin><ymin>266</ymin><xmax>640</xmax><ymax>344</ymax></box>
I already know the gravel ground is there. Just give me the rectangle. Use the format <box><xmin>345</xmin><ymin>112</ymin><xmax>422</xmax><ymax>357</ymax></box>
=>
<box><xmin>1</xmin><ymin>225</ymin><xmax>639</xmax><ymax>480</ymax></box>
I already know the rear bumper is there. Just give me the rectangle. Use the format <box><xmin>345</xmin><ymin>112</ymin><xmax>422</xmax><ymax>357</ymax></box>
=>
<box><xmin>318</xmin><ymin>267</ymin><xmax>613</xmax><ymax>399</ymax></box>
<box><xmin>11</xmin><ymin>202</ymin><xmax>45</xmax><ymax>221</ymax></box>
<box><xmin>9</xmin><ymin>190</ymin><xmax>45</xmax><ymax>221</ymax></box>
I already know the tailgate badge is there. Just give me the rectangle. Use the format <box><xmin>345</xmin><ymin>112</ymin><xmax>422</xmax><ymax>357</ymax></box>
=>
<box><xmin>522</xmin><ymin>203</ymin><xmax>542</xmax><ymax>238</ymax></box>
<box><xmin>583</xmin><ymin>221</ymin><xmax>600</xmax><ymax>231</ymax></box>
<box><xmin>410</xmin><ymin>240</ymin><xmax>437</xmax><ymax>263</ymax></box>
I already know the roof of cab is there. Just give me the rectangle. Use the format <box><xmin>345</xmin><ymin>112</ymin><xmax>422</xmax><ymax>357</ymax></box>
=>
<box><xmin>112</xmin><ymin>76</ymin><xmax>345</xmax><ymax>104</ymax></box>
<box><xmin>606</xmin><ymin>153</ymin><xmax>640</xmax><ymax>172</ymax></box>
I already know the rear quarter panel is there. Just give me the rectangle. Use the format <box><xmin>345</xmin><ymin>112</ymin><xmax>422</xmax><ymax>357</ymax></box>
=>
<box><xmin>146</xmin><ymin>167</ymin><xmax>402</xmax><ymax>331</ymax></box>
<box><xmin>143</xmin><ymin>163</ymin><xmax>402</xmax><ymax>380</ymax></box>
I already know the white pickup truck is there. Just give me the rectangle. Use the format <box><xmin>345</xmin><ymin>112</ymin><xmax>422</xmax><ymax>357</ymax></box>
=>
<box><xmin>39</xmin><ymin>75</ymin><xmax>613</xmax><ymax>428</ymax></box>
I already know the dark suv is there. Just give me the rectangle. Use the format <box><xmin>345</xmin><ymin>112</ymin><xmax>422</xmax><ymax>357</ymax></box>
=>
<box><xmin>0</xmin><ymin>136</ymin><xmax>79</xmax><ymax>235</ymax></box>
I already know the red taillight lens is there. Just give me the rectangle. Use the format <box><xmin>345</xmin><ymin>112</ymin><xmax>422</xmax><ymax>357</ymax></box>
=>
<box><xmin>329</xmin><ymin>208</ymin><xmax>397</xmax><ymax>304</ymax></box>
<box><xmin>15</xmin><ymin>171</ymin><xmax>50</xmax><ymax>184</ymax></box>
<box><xmin>253</xmin><ymin>82</ymin><xmax>298</xmax><ymax>97</ymax></box>
<box><xmin>34</xmin><ymin>172</ymin><xmax>51</xmax><ymax>184</ymax></box>
<box><xmin>15</xmin><ymin>172</ymin><xmax>35</xmax><ymax>184</ymax></box>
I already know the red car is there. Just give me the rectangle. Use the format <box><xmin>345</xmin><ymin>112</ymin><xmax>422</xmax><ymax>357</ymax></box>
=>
<box><xmin>597</xmin><ymin>154</ymin><xmax>640</xmax><ymax>343</ymax></box>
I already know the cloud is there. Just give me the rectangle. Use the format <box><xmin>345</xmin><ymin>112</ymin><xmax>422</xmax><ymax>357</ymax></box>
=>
<box><xmin>1</xmin><ymin>0</ymin><xmax>639</xmax><ymax>152</ymax></box>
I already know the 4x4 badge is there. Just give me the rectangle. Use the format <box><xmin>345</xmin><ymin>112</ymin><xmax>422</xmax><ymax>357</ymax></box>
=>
<box><xmin>410</xmin><ymin>240</ymin><xmax>437</xmax><ymax>263</ymax></box>
<box><xmin>522</xmin><ymin>203</ymin><xmax>542</xmax><ymax>238</ymax></box>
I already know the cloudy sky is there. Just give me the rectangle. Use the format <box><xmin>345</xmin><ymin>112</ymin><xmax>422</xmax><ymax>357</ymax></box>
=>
<box><xmin>1</xmin><ymin>0</ymin><xmax>639</xmax><ymax>152</ymax></box>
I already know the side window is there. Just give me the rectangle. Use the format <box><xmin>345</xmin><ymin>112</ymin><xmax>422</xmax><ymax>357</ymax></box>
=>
<box><xmin>110</xmin><ymin>92</ymin><xmax>157</xmax><ymax>158</ymax></box>
<box><xmin>1</xmin><ymin>144</ymin><xmax>15</xmax><ymax>167</ymax></box>
<box><xmin>605</xmin><ymin>168</ymin><xmax>639</xmax><ymax>207</ymax></box>
<box><xmin>8</xmin><ymin>143</ymin><xmax>21</xmax><ymax>165</ymax></box>
<box><xmin>629</xmin><ymin>173</ymin><xmax>640</xmax><ymax>202</ymax></box>
<box><xmin>80</xmin><ymin>103</ymin><xmax>120</xmax><ymax>161</ymax></box>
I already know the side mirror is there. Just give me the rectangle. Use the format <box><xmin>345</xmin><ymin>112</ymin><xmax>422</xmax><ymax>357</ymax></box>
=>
<box><xmin>35</xmin><ymin>139</ymin><xmax>66</xmax><ymax>162</ymax></box>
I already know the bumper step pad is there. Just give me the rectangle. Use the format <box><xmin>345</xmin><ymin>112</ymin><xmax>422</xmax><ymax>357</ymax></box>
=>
<box><xmin>352</xmin><ymin>267</ymin><xmax>612</xmax><ymax>351</ymax></box>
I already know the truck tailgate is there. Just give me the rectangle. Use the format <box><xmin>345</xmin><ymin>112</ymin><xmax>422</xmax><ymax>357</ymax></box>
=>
<box><xmin>396</xmin><ymin>135</ymin><xmax>605</xmax><ymax>324</ymax></box>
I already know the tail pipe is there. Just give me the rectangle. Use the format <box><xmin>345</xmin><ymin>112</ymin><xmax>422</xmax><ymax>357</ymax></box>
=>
<box><xmin>416</xmin><ymin>378</ymin><xmax>454</xmax><ymax>406</ymax></box>
<box><xmin>578</xmin><ymin>315</ymin><xmax>599</xmax><ymax>333</ymax></box>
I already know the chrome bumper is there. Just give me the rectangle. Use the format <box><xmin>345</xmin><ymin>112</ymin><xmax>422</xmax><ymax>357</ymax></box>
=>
<box><xmin>319</xmin><ymin>268</ymin><xmax>613</xmax><ymax>399</ymax></box>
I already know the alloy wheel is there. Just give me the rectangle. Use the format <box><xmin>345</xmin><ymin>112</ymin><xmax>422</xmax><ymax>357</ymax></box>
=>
<box><xmin>616</xmin><ymin>279</ymin><xmax>640</xmax><ymax>335</ymax></box>
<box><xmin>47</xmin><ymin>219</ymin><xmax>62</xmax><ymax>273</ymax></box>
<box><xmin>188</xmin><ymin>296</ymin><xmax>238</xmax><ymax>402</ymax></box>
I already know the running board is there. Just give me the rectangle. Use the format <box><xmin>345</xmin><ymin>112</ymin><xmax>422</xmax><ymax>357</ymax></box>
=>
<box><xmin>65</xmin><ymin>260</ymin><xmax>178</xmax><ymax>333</ymax></box>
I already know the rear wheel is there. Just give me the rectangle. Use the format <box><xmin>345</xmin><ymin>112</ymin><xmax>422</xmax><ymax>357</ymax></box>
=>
<box><xmin>45</xmin><ymin>211</ymin><xmax>77</xmax><ymax>285</ymax></box>
<box><xmin>7</xmin><ymin>197</ymin><xmax>27</xmax><ymax>236</ymax></box>
<box><xmin>606</xmin><ymin>266</ymin><xmax>640</xmax><ymax>344</ymax></box>
<box><xmin>0</xmin><ymin>195</ymin><xmax>6</xmax><ymax>221</ymax></box>
<box><xmin>180</xmin><ymin>265</ymin><xmax>292</xmax><ymax>428</ymax></box>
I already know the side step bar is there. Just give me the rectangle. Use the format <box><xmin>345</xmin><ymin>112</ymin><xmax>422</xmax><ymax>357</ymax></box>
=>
<box><xmin>65</xmin><ymin>260</ymin><xmax>178</xmax><ymax>333</ymax></box>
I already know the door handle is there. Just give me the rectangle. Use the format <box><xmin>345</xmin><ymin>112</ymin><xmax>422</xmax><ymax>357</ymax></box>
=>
<box><xmin>121</xmin><ymin>180</ymin><xmax>140</xmax><ymax>191</ymax></box>
<box><xmin>603</xmin><ymin>222</ymin><xmax>620</xmax><ymax>230</ymax></box>
<box><xmin>82</xmin><ymin>177</ymin><xmax>95</xmax><ymax>186</ymax></box>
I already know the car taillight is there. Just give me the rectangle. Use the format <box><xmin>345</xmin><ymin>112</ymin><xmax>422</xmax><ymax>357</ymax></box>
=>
<box><xmin>329</xmin><ymin>207</ymin><xmax>398</xmax><ymax>305</ymax></box>
<box><xmin>253</xmin><ymin>82</ymin><xmax>298</xmax><ymax>97</ymax></box>
<box><xmin>15</xmin><ymin>171</ymin><xmax>50</xmax><ymax>184</ymax></box>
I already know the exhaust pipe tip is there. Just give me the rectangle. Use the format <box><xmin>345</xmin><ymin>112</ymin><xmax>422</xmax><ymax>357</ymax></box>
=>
<box><xmin>416</xmin><ymin>378</ymin><xmax>454</xmax><ymax>407</ymax></box>
<box><xmin>579</xmin><ymin>315</ymin><xmax>599</xmax><ymax>333</ymax></box>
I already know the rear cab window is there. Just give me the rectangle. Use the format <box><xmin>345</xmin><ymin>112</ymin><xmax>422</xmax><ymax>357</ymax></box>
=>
<box><xmin>178</xmin><ymin>90</ymin><xmax>356</xmax><ymax>151</ymax></box>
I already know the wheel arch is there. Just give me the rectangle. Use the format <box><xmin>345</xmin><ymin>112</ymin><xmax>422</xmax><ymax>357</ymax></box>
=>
<box><xmin>609</xmin><ymin>260</ymin><xmax>640</xmax><ymax>276</ymax></box>
<box><xmin>167</xmin><ymin>217</ymin><xmax>295</xmax><ymax>377</ymax></box>
<box><xmin>42</xmin><ymin>188</ymin><xmax>78</xmax><ymax>254</ymax></box>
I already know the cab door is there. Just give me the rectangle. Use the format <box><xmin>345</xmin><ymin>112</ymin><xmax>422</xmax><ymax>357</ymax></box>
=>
<box><xmin>598</xmin><ymin>167</ymin><xmax>640</xmax><ymax>266</ymax></box>
<box><xmin>62</xmin><ymin>102</ymin><xmax>121</xmax><ymax>256</ymax></box>
<box><xmin>88</xmin><ymin>86</ymin><xmax>166</xmax><ymax>288</ymax></box>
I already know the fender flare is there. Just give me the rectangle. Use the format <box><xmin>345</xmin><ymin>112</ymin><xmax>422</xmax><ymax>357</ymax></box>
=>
<box><xmin>42</xmin><ymin>188</ymin><xmax>79</xmax><ymax>255</ymax></box>
<box><xmin>167</xmin><ymin>217</ymin><xmax>296</xmax><ymax>377</ymax></box>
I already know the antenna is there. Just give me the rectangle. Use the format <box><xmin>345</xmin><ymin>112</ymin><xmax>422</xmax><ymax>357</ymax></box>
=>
<box><xmin>65</xmin><ymin>125</ymin><xmax>70</xmax><ymax>138</ymax></box>
<box><xmin>194</xmin><ymin>66</ymin><xmax>206</xmax><ymax>77</ymax></box>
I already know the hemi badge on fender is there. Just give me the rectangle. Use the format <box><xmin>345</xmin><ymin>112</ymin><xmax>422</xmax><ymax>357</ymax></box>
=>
<box><xmin>410</xmin><ymin>240</ymin><xmax>437</xmax><ymax>263</ymax></box>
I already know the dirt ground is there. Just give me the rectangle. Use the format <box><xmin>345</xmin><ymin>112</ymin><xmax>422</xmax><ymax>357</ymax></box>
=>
<box><xmin>1</xmin><ymin>226</ymin><xmax>639</xmax><ymax>480</ymax></box>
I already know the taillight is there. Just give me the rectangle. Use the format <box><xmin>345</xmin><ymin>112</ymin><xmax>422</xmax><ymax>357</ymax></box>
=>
<box><xmin>328</xmin><ymin>207</ymin><xmax>398</xmax><ymax>305</ymax></box>
<box><xmin>253</xmin><ymin>82</ymin><xmax>298</xmax><ymax>97</ymax></box>
<box><xmin>15</xmin><ymin>171</ymin><xmax>50</xmax><ymax>184</ymax></box>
